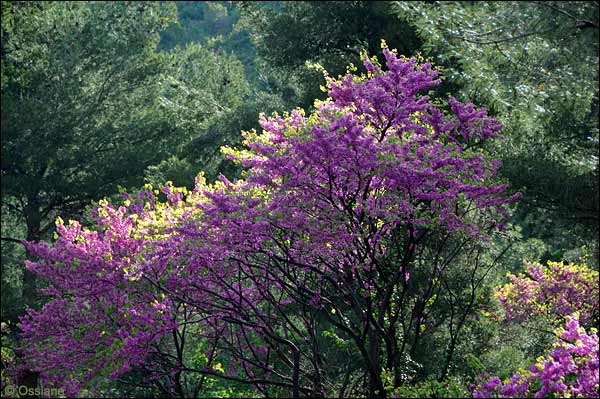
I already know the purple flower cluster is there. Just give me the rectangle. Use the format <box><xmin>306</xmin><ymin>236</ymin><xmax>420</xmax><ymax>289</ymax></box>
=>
<box><xmin>497</xmin><ymin>261</ymin><xmax>599</xmax><ymax>326</ymax></box>
<box><xmin>473</xmin><ymin>314</ymin><xmax>599</xmax><ymax>398</ymax></box>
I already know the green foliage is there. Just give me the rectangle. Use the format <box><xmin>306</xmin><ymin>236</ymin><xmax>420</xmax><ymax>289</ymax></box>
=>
<box><xmin>0</xmin><ymin>1</ymin><xmax>250</xmax><ymax>245</ymax></box>
<box><xmin>1</xmin><ymin>330</ymin><xmax>19</xmax><ymax>398</ymax></box>
<box><xmin>160</xmin><ymin>2</ymin><xmax>258</xmax><ymax>82</ymax></box>
<box><xmin>0</xmin><ymin>200</ymin><xmax>25</xmax><ymax>320</ymax></box>
<box><xmin>144</xmin><ymin>156</ymin><xmax>198</xmax><ymax>190</ymax></box>
<box><xmin>160</xmin><ymin>2</ymin><xmax>236</xmax><ymax>49</ymax></box>
<box><xmin>1</xmin><ymin>2</ymin><xmax>159</xmax><ymax>238</ymax></box>
<box><xmin>239</xmin><ymin>1</ymin><xmax>422</xmax><ymax>109</ymax></box>
<box><xmin>393</xmin><ymin>1</ymin><xmax>599</xmax><ymax>253</ymax></box>
<box><xmin>241</xmin><ymin>1</ymin><xmax>419</xmax><ymax>70</ymax></box>
<box><xmin>389</xmin><ymin>377</ymin><xmax>470</xmax><ymax>398</ymax></box>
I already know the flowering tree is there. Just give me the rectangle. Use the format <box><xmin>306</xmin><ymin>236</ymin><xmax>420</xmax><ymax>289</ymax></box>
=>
<box><xmin>472</xmin><ymin>260</ymin><xmax>599</xmax><ymax>398</ymax></box>
<box><xmin>497</xmin><ymin>260</ymin><xmax>599</xmax><ymax>327</ymax></box>
<box><xmin>472</xmin><ymin>313</ymin><xmax>599</xmax><ymax>398</ymax></box>
<box><xmin>19</xmin><ymin>42</ymin><xmax>519</xmax><ymax>398</ymax></box>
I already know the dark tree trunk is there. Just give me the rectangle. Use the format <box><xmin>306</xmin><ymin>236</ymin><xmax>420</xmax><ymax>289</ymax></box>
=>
<box><xmin>384</xmin><ymin>325</ymin><xmax>403</xmax><ymax>388</ymax></box>
<box><xmin>367</xmin><ymin>324</ymin><xmax>385</xmax><ymax>399</ymax></box>
<box><xmin>23</xmin><ymin>198</ymin><xmax>41</xmax><ymax>308</ymax></box>
<box><xmin>292</xmin><ymin>348</ymin><xmax>300</xmax><ymax>399</ymax></box>
<box><xmin>17</xmin><ymin>197</ymin><xmax>42</xmax><ymax>397</ymax></box>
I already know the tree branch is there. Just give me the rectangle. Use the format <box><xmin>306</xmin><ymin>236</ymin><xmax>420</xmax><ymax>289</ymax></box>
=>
<box><xmin>1</xmin><ymin>236</ymin><xmax>25</xmax><ymax>245</ymax></box>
